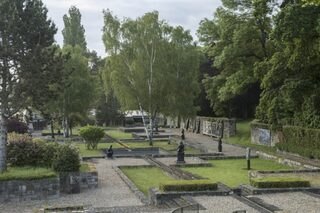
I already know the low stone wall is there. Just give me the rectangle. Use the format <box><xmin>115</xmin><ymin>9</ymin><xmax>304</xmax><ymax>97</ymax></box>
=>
<box><xmin>257</xmin><ymin>151</ymin><xmax>319</xmax><ymax>169</ymax></box>
<box><xmin>0</xmin><ymin>177</ymin><xmax>60</xmax><ymax>202</ymax></box>
<box><xmin>60</xmin><ymin>170</ymin><xmax>98</xmax><ymax>194</ymax></box>
<box><xmin>149</xmin><ymin>186</ymin><xmax>231</xmax><ymax>206</ymax></box>
<box><xmin>240</xmin><ymin>184</ymin><xmax>320</xmax><ymax>195</ymax></box>
<box><xmin>251</xmin><ymin>121</ymin><xmax>280</xmax><ymax>146</ymax></box>
<box><xmin>167</xmin><ymin>116</ymin><xmax>236</xmax><ymax>137</ymax></box>
<box><xmin>187</xmin><ymin>117</ymin><xmax>236</xmax><ymax>137</ymax></box>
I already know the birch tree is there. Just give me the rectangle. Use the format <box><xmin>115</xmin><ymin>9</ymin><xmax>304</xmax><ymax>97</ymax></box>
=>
<box><xmin>102</xmin><ymin>10</ymin><xmax>200</xmax><ymax>145</ymax></box>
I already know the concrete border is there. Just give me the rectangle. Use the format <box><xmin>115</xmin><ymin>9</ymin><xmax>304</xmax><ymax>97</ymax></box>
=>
<box><xmin>114</xmin><ymin>166</ymin><xmax>149</xmax><ymax>204</ymax></box>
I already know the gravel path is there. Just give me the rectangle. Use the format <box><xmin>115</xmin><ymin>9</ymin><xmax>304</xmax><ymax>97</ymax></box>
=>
<box><xmin>193</xmin><ymin>196</ymin><xmax>260</xmax><ymax>213</ymax></box>
<box><xmin>155</xmin><ymin>157</ymin><xmax>207</xmax><ymax>166</ymax></box>
<box><xmin>252</xmin><ymin>192</ymin><xmax>320</xmax><ymax>212</ymax></box>
<box><xmin>0</xmin><ymin>158</ymin><xmax>149</xmax><ymax>213</ymax></box>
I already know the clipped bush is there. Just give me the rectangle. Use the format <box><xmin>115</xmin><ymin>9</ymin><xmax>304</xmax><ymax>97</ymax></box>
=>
<box><xmin>79</xmin><ymin>125</ymin><xmax>105</xmax><ymax>150</ymax></box>
<box><xmin>7</xmin><ymin>134</ymin><xmax>80</xmax><ymax>172</ymax></box>
<box><xmin>6</xmin><ymin>118</ymin><xmax>28</xmax><ymax>134</ymax></box>
<box><xmin>7</xmin><ymin>133</ymin><xmax>43</xmax><ymax>167</ymax></box>
<box><xmin>52</xmin><ymin>144</ymin><xmax>80</xmax><ymax>172</ymax></box>
<box><xmin>159</xmin><ymin>180</ymin><xmax>218</xmax><ymax>192</ymax></box>
<box><xmin>250</xmin><ymin>177</ymin><xmax>310</xmax><ymax>188</ymax></box>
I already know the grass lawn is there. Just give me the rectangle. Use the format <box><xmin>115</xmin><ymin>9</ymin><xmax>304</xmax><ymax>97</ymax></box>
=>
<box><xmin>0</xmin><ymin>167</ymin><xmax>57</xmax><ymax>181</ymax></box>
<box><xmin>182</xmin><ymin>158</ymin><xmax>293</xmax><ymax>187</ymax></box>
<box><xmin>226</xmin><ymin>120</ymin><xmax>277</xmax><ymax>154</ymax></box>
<box><xmin>124</xmin><ymin>141</ymin><xmax>201</xmax><ymax>154</ymax></box>
<box><xmin>106</xmin><ymin>130</ymin><xmax>133</xmax><ymax>139</ymax></box>
<box><xmin>75</xmin><ymin>141</ymin><xmax>201</xmax><ymax>157</ymax></box>
<box><xmin>75</xmin><ymin>142</ymin><xmax>123</xmax><ymax>157</ymax></box>
<box><xmin>121</xmin><ymin>167</ymin><xmax>173</xmax><ymax>195</ymax></box>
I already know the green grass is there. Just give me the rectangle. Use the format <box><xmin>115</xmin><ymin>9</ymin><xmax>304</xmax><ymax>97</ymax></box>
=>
<box><xmin>226</xmin><ymin>120</ymin><xmax>277</xmax><ymax>154</ymax></box>
<box><xmin>74</xmin><ymin>140</ymin><xmax>201</xmax><ymax>157</ymax></box>
<box><xmin>79</xmin><ymin>163</ymin><xmax>91</xmax><ymax>172</ymax></box>
<box><xmin>125</xmin><ymin>141</ymin><xmax>201</xmax><ymax>154</ymax></box>
<box><xmin>75</xmin><ymin>142</ymin><xmax>122</xmax><ymax>157</ymax></box>
<box><xmin>121</xmin><ymin>167</ymin><xmax>174</xmax><ymax>195</ymax></box>
<box><xmin>106</xmin><ymin>130</ymin><xmax>133</xmax><ymax>139</ymax></box>
<box><xmin>182</xmin><ymin>158</ymin><xmax>292</xmax><ymax>187</ymax></box>
<box><xmin>0</xmin><ymin>167</ymin><xmax>57</xmax><ymax>181</ymax></box>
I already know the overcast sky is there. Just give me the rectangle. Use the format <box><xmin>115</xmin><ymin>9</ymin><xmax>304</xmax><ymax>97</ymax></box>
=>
<box><xmin>42</xmin><ymin>0</ymin><xmax>222</xmax><ymax>56</ymax></box>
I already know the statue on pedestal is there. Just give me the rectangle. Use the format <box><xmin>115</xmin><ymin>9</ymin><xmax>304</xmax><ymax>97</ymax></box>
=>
<box><xmin>177</xmin><ymin>141</ymin><xmax>185</xmax><ymax>163</ymax></box>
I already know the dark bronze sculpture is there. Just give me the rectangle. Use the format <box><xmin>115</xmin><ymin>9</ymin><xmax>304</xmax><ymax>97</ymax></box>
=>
<box><xmin>107</xmin><ymin>145</ymin><xmax>113</xmax><ymax>158</ymax></box>
<box><xmin>177</xmin><ymin>141</ymin><xmax>185</xmax><ymax>163</ymax></box>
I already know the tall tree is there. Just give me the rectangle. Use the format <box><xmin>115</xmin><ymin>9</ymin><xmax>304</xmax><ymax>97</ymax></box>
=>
<box><xmin>256</xmin><ymin>2</ymin><xmax>320</xmax><ymax>128</ymax></box>
<box><xmin>199</xmin><ymin>0</ymin><xmax>275</xmax><ymax>118</ymax></box>
<box><xmin>102</xmin><ymin>10</ymin><xmax>200</xmax><ymax>144</ymax></box>
<box><xmin>59</xmin><ymin>45</ymin><xmax>96</xmax><ymax>137</ymax></box>
<box><xmin>61</xmin><ymin>6</ymin><xmax>96</xmax><ymax>136</ymax></box>
<box><xmin>62</xmin><ymin>6</ymin><xmax>87</xmax><ymax>49</ymax></box>
<box><xmin>0</xmin><ymin>0</ymin><xmax>57</xmax><ymax>172</ymax></box>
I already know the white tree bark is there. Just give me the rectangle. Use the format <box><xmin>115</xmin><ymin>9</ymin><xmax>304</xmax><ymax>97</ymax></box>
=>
<box><xmin>0</xmin><ymin>114</ymin><xmax>7</xmax><ymax>172</ymax></box>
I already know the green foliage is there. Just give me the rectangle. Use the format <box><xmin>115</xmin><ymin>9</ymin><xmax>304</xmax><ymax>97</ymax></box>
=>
<box><xmin>199</xmin><ymin>0</ymin><xmax>273</xmax><ymax>118</ymax></box>
<box><xmin>256</xmin><ymin>4</ymin><xmax>320</xmax><ymax>128</ymax></box>
<box><xmin>250</xmin><ymin>177</ymin><xmax>310</xmax><ymax>188</ymax></box>
<box><xmin>276</xmin><ymin>126</ymin><xmax>320</xmax><ymax>159</ymax></box>
<box><xmin>79</xmin><ymin>126</ymin><xmax>105</xmax><ymax>149</ymax></box>
<box><xmin>7</xmin><ymin>134</ymin><xmax>46</xmax><ymax>167</ymax></box>
<box><xmin>52</xmin><ymin>144</ymin><xmax>80</xmax><ymax>172</ymax></box>
<box><xmin>62</xmin><ymin>6</ymin><xmax>87</xmax><ymax>49</ymax></box>
<box><xmin>102</xmin><ymin>10</ymin><xmax>200</xmax><ymax>125</ymax></box>
<box><xmin>0</xmin><ymin>167</ymin><xmax>57</xmax><ymax>181</ymax></box>
<box><xmin>159</xmin><ymin>180</ymin><xmax>217</xmax><ymax>192</ymax></box>
<box><xmin>7</xmin><ymin>133</ymin><xmax>80</xmax><ymax>172</ymax></box>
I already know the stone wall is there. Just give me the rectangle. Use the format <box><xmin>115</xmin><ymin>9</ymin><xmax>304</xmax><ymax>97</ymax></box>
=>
<box><xmin>251</xmin><ymin>122</ymin><xmax>280</xmax><ymax>146</ymax></box>
<box><xmin>60</xmin><ymin>171</ymin><xmax>98</xmax><ymax>194</ymax></box>
<box><xmin>0</xmin><ymin>177</ymin><xmax>60</xmax><ymax>202</ymax></box>
<box><xmin>199</xmin><ymin>117</ymin><xmax>236</xmax><ymax>137</ymax></box>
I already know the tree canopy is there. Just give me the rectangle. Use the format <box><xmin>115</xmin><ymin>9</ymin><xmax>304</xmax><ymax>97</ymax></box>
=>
<box><xmin>102</xmin><ymin>10</ymin><xmax>200</xmax><ymax>143</ymax></box>
<box><xmin>0</xmin><ymin>0</ymin><xmax>57</xmax><ymax>171</ymax></box>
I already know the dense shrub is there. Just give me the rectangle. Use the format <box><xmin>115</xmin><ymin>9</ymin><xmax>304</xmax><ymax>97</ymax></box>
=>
<box><xmin>52</xmin><ymin>144</ymin><xmax>80</xmax><ymax>172</ymax></box>
<box><xmin>7</xmin><ymin>133</ymin><xmax>43</xmax><ymax>167</ymax></box>
<box><xmin>159</xmin><ymin>180</ymin><xmax>218</xmax><ymax>192</ymax></box>
<box><xmin>6</xmin><ymin>118</ymin><xmax>28</xmax><ymax>134</ymax></box>
<box><xmin>250</xmin><ymin>177</ymin><xmax>310</xmax><ymax>188</ymax></box>
<box><xmin>276</xmin><ymin>125</ymin><xmax>320</xmax><ymax>159</ymax></box>
<box><xmin>7</xmin><ymin>133</ymin><xmax>80</xmax><ymax>172</ymax></box>
<box><xmin>79</xmin><ymin>125</ymin><xmax>105</xmax><ymax>149</ymax></box>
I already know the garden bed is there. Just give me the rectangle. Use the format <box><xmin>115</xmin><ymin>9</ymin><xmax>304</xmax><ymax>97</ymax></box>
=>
<box><xmin>0</xmin><ymin>168</ymin><xmax>59</xmax><ymax>202</ymax></box>
<box><xmin>181</xmin><ymin>158</ymin><xmax>293</xmax><ymax>187</ymax></box>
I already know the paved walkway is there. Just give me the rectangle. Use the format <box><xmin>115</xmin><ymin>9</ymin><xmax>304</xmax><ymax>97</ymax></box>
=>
<box><xmin>0</xmin><ymin>158</ymin><xmax>149</xmax><ymax>213</ymax></box>
<box><xmin>170</xmin><ymin>128</ymin><xmax>247</xmax><ymax>156</ymax></box>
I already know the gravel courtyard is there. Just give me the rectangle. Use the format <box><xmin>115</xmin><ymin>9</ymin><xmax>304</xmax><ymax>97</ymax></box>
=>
<box><xmin>1</xmin><ymin>158</ymin><xmax>320</xmax><ymax>213</ymax></box>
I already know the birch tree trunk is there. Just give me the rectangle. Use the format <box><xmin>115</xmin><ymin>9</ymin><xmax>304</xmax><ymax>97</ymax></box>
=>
<box><xmin>0</xmin><ymin>114</ymin><xmax>7</xmax><ymax>172</ymax></box>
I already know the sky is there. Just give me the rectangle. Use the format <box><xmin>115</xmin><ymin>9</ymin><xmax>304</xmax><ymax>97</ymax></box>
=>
<box><xmin>42</xmin><ymin>0</ymin><xmax>222</xmax><ymax>57</ymax></box>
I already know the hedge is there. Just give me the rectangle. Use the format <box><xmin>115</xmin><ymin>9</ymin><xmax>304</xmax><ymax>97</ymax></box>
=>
<box><xmin>7</xmin><ymin>133</ymin><xmax>80</xmax><ymax>172</ymax></box>
<box><xmin>250</xmin><ymin>177</ymin><xmax>310</xmax><ymax>188</ymax></box>
<box><xmin>276</xmin><ymin>125</ymin><xmax>320</xmax><ymax>159</ymax></box>
<box><xmin>159</xmin><ymin>180</ymin><xmax>218</xmax><ymax>192</ymax></box>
